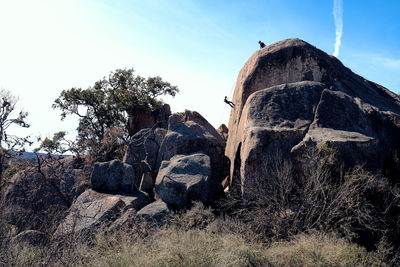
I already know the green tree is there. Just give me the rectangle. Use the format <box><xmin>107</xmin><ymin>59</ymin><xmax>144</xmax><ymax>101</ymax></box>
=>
<box><xmin>35</xmin><ymin>131</ymin><xmax>82</xmax><ymax>157</ymax></box>
<box><xmin>53</xmin><ymin>68</ymin><xmax>178</xmax><ymax>158</ymax></box>
<box><xmin>0</xmin><ymin>89</ymin><xmax>30</xmax><ymax>182</ymax></box>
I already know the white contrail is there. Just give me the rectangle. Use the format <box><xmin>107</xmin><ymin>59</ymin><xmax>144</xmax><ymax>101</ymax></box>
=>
<box><xmin>333</xmin><ymin>0</ymin><xmax>343</xmax><ymax>57</ymax></box>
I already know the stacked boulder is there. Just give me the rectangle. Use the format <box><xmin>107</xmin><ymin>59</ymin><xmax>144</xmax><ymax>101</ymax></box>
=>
<box><xmin>3</xmin><ymin>156</ymin><xmax>90</xmax><ymax>232</ymax></box>
<box><xmin>155</xmin><ymin>111</ymin><xmax>229</xmax><ymax>208</ymax></box>
<box><xmin>55</xmin><ymin>109</ymin><xmax>229</xmax><ymax>234</ymax></box>
<box><xmin>225</xmin><ymin>38</ymin><xmax>400</xmax><ymax>195</ymax></box>
<box><xmin>8</xmin><ymin>38</ymin><xmax>397</xmax><ymax>237</ymax></box>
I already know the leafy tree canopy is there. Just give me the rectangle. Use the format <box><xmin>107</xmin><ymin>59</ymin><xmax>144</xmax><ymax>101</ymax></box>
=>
<box><xmin>35</xmin><ymin>131</ymin><xmax>81</xmax><ymax>156</ymax></box>
<box><xmin>53</xmin><ymin>68</ymin><xmax>179</xmax><ymax>142</ymax></box>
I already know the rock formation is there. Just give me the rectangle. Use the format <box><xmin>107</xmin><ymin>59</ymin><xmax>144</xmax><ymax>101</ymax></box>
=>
<box><xmin>52</xmin><ymin>109</ymin><xmax>226</xmax><ymax>234</ymax></box>
<box><xmin>3</xmin><ymin>156</ymin><xmax>90</xmax><ymax>231</ymax></box>
<box><xmin>157</xmin><ymin>110</ymin><xmax>229</xmax><ymax>187</ymax></box>
<box><xmin>127</xmin><ymin>104</ymin><xmax>171</xmax><ymax>136</ymax></box>
<box><xmin>7</xmin><ymin>38</ymin><xmax>398</xmax><ymax>239</ymax></box>
<box><xmin>217</xmin><ymin>124</ymin><xmax>229</xmax><ymax>141</ymax></box>
<box><xmin>123</xmin><ymin>127</ymin><xmax>166</xmax><ymax>180</ymax></box>
<box><xmin>55</xmin><ymin>189</ymin><xmax>150</xmax><ymax>235</ymax></box>
<box><xmin>91</xmin><ymin>159</ymin><xmax>139</xmax><ymax>193</ymax></box>
<box><xmin>137</xmin><ymin>200</ymin><xmax>171</xmax><ymax>222</ymax></box>
<box><xmin>225</xmin><ymin>38</ymin><xmax>400</xmax><ymax>194</ymax></box>
<box><xmin>155</xmin><ymin>153</ymin><xmax>215</xmax><ymax>209</ymax></box>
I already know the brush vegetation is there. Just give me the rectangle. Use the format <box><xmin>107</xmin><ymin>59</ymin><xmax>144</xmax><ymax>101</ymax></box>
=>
<box><xmin>1</xmin><ymin>115</ymin><xmax>400</xmax><ymax>266</ymax></box>
<box><xmin>1</xmin><ymin>149</ymin><xmax>400</xmax><ymax>266</ymax></box>
<box><xmin>0</xmin><ymin>209</ymin><xmax>387</xmax><ymax>267</ymax></box>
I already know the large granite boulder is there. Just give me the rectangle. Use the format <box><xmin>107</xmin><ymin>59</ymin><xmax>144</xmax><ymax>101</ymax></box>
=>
<box><xmin>137</xmin><ymin>200</ymin><xmax>171</xmax><ymax>222</ymax></box>
<box><xmin>123</xmin><ymin>110</ymin><xmax>229</xmax><ymax>200</ymax></box>
<box><xmin>55</xmin><ymin>189</ymin><xmax>150</xmax><ymax>235</ymax></box>
<box><xmin>123</xmin><ymin>127</ymin><xmax>167</xmax><ymax>177</ymax></box>
<box><xmin>155</xmin><ymin>153</ymin><xmax>219</xmax><ymax>209</ymax></box>
<box><xmin>91</xmin><ymin>159</ymin><xmax>140</xmax><ymax>193</ymax></box>
<box><xmin>109</xmin><ymin>200</ymin><xmax>172</xmax><ymax>230</ymax></box>
<box><xmin>157</xmin><ymin>110</ymin><xmax>229</xmax><ymax>186</ymax></box>
<box><xmin>122</xmin><ymin>126</ymin><xmax>167</xmax><ymax>197</ymax></box>
<box><xmin>226</xmin><ymin>38</ymin><xmax>400</xmax><ymax>194</ymax></box>
<box><xmin>2</xmin><ymin>156</ymin><xmax>90</xmax><ymax>232</ymax></box>
<box><xmin>108</xmin><ymin>208</ymin><xmax>138</xmax><ymax>232</ymax></box>
<box><xmin>127</xmin><ymin>103</ymin><xmax>171</xmax><ymax>136</ymax></box>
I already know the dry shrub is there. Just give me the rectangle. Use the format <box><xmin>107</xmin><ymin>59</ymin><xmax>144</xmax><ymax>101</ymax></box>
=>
<box><xmin>265</xmin><ymin>231</ymin><xmax>383</xmax><ymax>266</ymax></box>
<box><xmin>1</xmin><ymin>165</ymin><xmax>20</xmax><ymax>192</ymax></box>
<box><xmin>1</xmin><ymin>155</ymin><xmax>91</xmax><ymax>234</ymax></box>
<box><xmin>170</xmin><ymin>202</ymin><xmax>216</xmax><ymax>230</ymax></box>
<box><xmin>0</xmin><ymin>228</ymin><xmax>91</xmax><ymax>266</ymax></box>
<box><xmin>224</xmin><ymin>148</ymin><xmax>400</xmax><ymax>251</ymax></box>
<box><xmin>81</xmin><ymin>127</ymin><xmax>127</xmax><ymax>163</ymax></box>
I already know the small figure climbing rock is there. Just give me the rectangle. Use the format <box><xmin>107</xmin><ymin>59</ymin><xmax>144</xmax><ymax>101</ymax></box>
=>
<box><xmin>224</xmin><ymin>96</ymin><xmax>235</xmax><ymax>108</ymax></box>
<box><xmin>258</xmin><ymin>40</ymin><xmax>266</xmax><ymax>49</ymax></box>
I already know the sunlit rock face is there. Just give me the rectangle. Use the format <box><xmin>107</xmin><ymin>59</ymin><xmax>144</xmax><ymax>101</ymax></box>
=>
<box><xmin>226</xmin><ymin>38</ymin><xmax>400</xmax><ymax>193</ymax></box>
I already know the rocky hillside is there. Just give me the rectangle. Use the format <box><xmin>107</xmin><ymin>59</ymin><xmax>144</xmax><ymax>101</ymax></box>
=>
<box><xmin>2</xmin><ymin>39</ymin><xmax>400</xmax><ymax>250</ymax></box>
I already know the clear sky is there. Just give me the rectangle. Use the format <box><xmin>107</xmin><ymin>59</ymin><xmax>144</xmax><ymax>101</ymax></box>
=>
<box><xmin>1</xmin><ymin>0</ymin><xmax>399</xmax><ymax>148</ymax></box>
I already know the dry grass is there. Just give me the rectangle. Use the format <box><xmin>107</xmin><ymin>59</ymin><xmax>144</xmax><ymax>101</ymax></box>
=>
<box><xmin>0</xmin><ymin>215</ymin><xmax>387</xmax><ymax>267</ymax></box>
<box><xmin>265</xmin><ymin>232</ymin><xmax>382</xmax><ymax>267</ymax></box>
<box><xmin>86</xmin><ymin>227</ymin><xmax>267</xmax><ymax>267</ymax></box>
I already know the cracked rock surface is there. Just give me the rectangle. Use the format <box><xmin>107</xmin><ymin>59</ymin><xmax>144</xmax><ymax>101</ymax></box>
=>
<box><xmin>225</xmin><ymin>38</ymin><xmax>400</xmax><ymax>193</ymax></box>
<box><xmin>155</xmin><ymin>153</ymin><xmax>215</xmax><ymax>209</ymax></box>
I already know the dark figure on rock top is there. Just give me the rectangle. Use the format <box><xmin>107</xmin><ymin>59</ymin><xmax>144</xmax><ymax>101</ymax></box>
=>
<box><xmin>224</xmin><ymin>96</ymin><xmax>235</xmax><ymax>108</ymax></box>
<box><xmin>258</xmin><ymin>40</ymin><xmax>266</xmax><ymax>48</ymax></box>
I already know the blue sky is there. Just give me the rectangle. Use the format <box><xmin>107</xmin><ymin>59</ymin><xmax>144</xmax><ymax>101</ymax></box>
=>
<box><xmin>0</xmin><ymin>0</ymin><xmax>399</xmax><ymax>146</ymax></box>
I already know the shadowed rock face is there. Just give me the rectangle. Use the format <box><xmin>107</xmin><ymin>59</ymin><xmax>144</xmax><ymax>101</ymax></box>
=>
<box><xmin>55</xmin><ymin>189</ymin><xmax>150</xmax><ymax>235</ymax></box>
<box><xmin>91</xmin><ymin>160</ymin><xmax>139</xmax><ymax>193</ymax></box>
<box><xmin>226</xmin><ymin>38</ymin><xmax>400</xmax><ymax>193</ymax></box>
<box><xmin>217</xmin><ymin>124</ymin><xmax>229</xmax><ymax>141</ymax></box>
<box><xmin>157</xmin><ymin>110</ymin><xmax>229</xmax><ymax>186</ymax></box>
<box><xmin>127</xmin><ymin>104</ymin><xmax>171</xmax><ymax>136</ymax></box>
<box><xmin>137</xmin><ymin>200</ymin><xmax>171</xmax><ymax>222</ymax></box>
<box><xmin>155</xmin><ymin>153</ymin><xmax>218</xmax><ymax>209</ymax></box>
<box><xmin>3</xmin><ymin>157</ymin><xmax>90</xmax><ymax>232</ymax></box>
